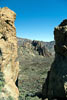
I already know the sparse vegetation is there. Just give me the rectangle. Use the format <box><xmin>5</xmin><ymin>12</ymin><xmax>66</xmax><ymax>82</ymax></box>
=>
<box><xmin>0</xmin><ymin>72</ymin><xmax>5</xmax><ymax>92</ymax></box>
<box><xmin>18</xmin><ymin>39</ymin><xmax>54</xmax><ymax>100</ymax></box>
<box><xmin>7</xmin><ymin>96</ymin><xmax>14</xmax><ymax>100</ymax></box>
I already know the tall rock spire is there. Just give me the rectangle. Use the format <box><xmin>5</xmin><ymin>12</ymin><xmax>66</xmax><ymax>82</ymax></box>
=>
<box><xmin>0</xmin><ymin>7</ymin><xmax>19</xmax><ymax>100</ymax></box>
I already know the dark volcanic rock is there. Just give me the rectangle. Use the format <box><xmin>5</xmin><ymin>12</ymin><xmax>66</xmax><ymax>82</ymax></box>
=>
<box><xmin>42</xmin><ymin>20</ymin><xmax>67</xmax><ymax>100</ymax></box>
<box><xmin>32</xmin><ymin>40</ymin><xmax>51</xmax><ymax>57</ymax></box>
<box><xmin>17</xmin><ymin>38</ymin><xmax>53</xmax><ymax>57</ymax></box>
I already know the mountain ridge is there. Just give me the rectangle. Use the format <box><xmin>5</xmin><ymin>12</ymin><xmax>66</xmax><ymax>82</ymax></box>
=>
<box><xmin>17</xmin><ymin>37</ymin><xmax>55</xmax><ymax>100</ymax></box>
<box><xmin>17</xmin><ymin>37</ymin><xmax>55</xmax><ymax>55</ymax></box>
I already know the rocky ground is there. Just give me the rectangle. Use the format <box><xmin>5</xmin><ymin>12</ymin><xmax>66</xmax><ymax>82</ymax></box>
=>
<box><xmin>17</xmin><ymin>38</ymin><xmax>54</xmax><ymax>100</ymax></box>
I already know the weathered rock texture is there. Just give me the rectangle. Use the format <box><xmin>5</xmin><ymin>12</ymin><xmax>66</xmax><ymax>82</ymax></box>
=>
<box><xmin>32</xmin><ymin>40</ymin><xmax>51</xmax><ymax>56</ymax></box>
<box><xmin>42</xmin><ymin>19</ymin><xmax>67</xmax><ymax>100</ymax></box>
<box><xmin>0</xmin><ymin>7</ymin><xmax>19</xmax><ymax>100</ymax></box>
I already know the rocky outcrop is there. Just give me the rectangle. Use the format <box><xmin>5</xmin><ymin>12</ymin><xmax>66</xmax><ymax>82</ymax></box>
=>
<box><xmin>32</xmin><ymin>40</ymin><xmax>51</xmax><ymax>56</ymax></box>
<box><xmin>22</xmin><ymin>41</ymin><xmax>32</xmax><ymax>49</ymax></box>
<box><xmin>42</xmin><ymin>19</ymin><xmax>67</xmax><ymax>100</ymax></box>
<box><xmin>17</xmin><ymin>37</ymin><xmax>55</xmax><ymax>55</ymax></box>
<box><xmin>0</xmin><ymin>7</ymin><xmax>19</xmax><ymax>100</ymax></box>
<box><xmin>18</xmin><ymin>38</ymin><xmax>52</xmax><ymax>57</ymax></box>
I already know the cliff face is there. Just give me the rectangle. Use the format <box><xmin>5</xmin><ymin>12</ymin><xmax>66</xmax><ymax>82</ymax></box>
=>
<box><xmin>0</xmin><ymin>7</ymin><xmax>19</xmax><ymax>100</ymax></box>
<box><xmin>18</xmin><ymin>38</ymin><xmax>52</xmax><ymax>57</ymax></box>
<box><xmin>17</xmin><ymin>38</ymin><xmax>55</xmax><ymax>55</ymax></box>
<box><xmin>32</xmin><ymin>40</ymin><xmax>51</xmax><ymax>56</ymax></box>
<box><xmin>42</xmin><ymin>20</ymin><xmax>67</xmax><ymax>100</ymax></box>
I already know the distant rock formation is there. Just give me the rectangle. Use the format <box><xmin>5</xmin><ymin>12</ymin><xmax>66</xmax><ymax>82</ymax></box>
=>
<box><xmin>44</xmin><ymin>41</ymin><xmax>55</xmax><ymax>55</ymax></box>
<box><xmin>17</xmin><ymin>38</ymin><xmax>55</xmax><ymax>55</ymax></box>
<box><xmin>0</xmin><ymin>7</ymin><xmax>19</xmax><ymax>100</ymax></box>
<box><xmin>42</xmin><ymin>19</ymin><xmax>67</xmax><ymax>100</ymax></box>
<box><xmin>32</xmin><ymin>40</ymin><xmax>51</xmax><ymax>56</ymax></box>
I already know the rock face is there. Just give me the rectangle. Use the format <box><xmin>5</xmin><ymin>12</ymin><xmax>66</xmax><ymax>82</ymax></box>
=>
<box><xmin>17</xmin><ymin>38</ymin><xmax>52</xmax><ymax>57</ymax></box>
<box><xmin>42</xmin><ymin>20</ymin><xmax>67</xmax><ymax>100</ymax></box>
<box><xmin>0</xmin><ymin>7</ymin><xmax>19</xmax><ymax>100</ymax></box>
<box><xmin>17</xmin><ymin>37</ymin><xmax>55</xmax><ymax>55</ymax></box>
<box><xmin>32</xmin><ymin>40</ymin><xmax>51</xmax><ymax>56</ymax></box>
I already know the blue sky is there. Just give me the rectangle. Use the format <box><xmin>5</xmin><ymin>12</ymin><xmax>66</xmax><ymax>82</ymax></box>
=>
<box><xmin>0</xmin><ymin>0</ymin><xmax>67</xmax><ymax>41</ymax></box>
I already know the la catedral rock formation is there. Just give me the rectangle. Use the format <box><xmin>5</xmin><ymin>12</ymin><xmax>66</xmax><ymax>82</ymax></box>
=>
<box><xmin>18</xmin><ymin>37</ymin><xmax>52</xmax><ymax>57</ymax></box>
<box><xmin>32</xmin><ymin>40</ymin><xmax>51</xmax><ymax>56</ymax></box>
<box><xmin>42</xmin><ymin>19</ymin><xmax>67</xmax><ymax>100</ymax></box>
<box><xmin>0</xmin><ymin>7</ymin><xmax>19</xmax><ymax>100</ymax></box>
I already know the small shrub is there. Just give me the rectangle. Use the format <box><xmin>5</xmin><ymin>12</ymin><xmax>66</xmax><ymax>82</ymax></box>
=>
<box><xmin>7</xmin><ymin>96</ymin><xmax>14</xmax><ymax>100</ymax></box>
<box><xmin>0</xmin><ymin>72</ymin><xmax>5</xmax><ymax>92</ymax></box>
